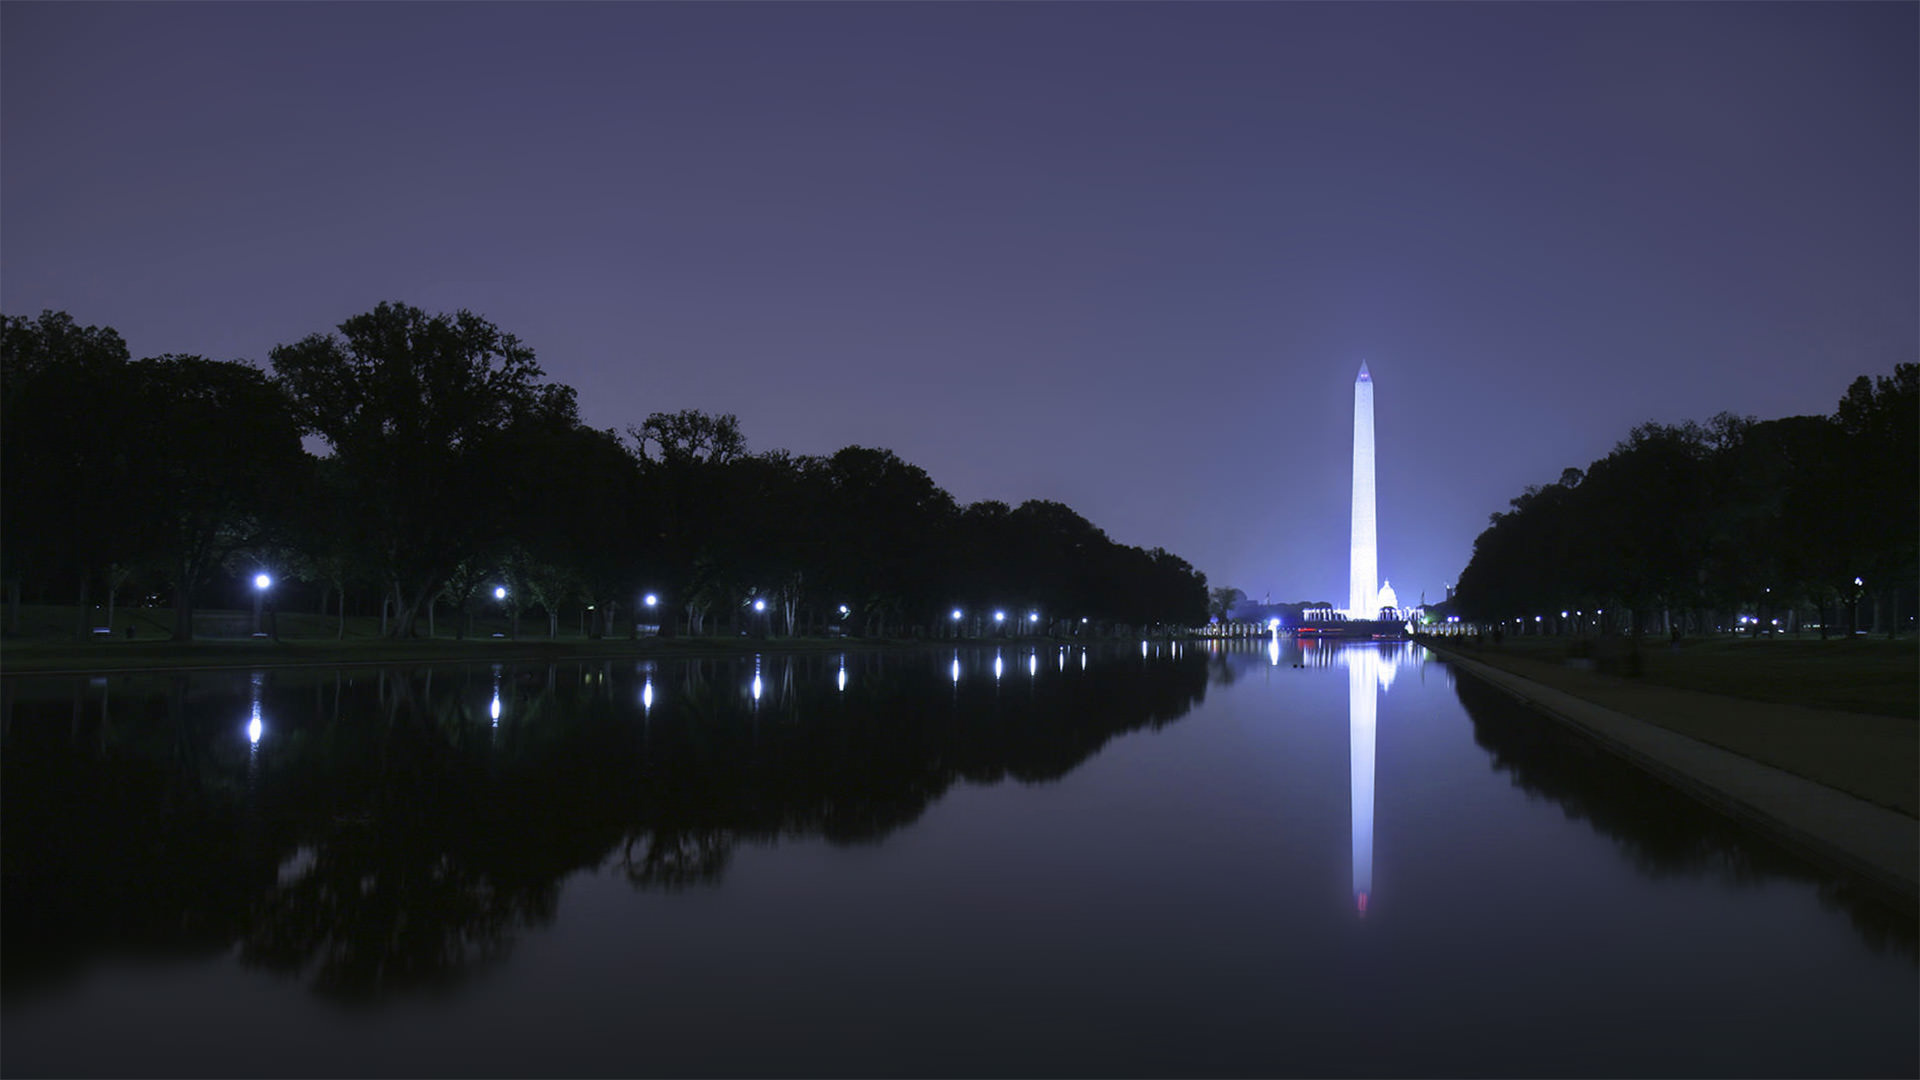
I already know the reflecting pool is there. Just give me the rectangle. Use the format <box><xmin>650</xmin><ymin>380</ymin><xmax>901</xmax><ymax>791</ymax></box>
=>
<box><xmin>3</xmin><ymin>641</ymin><xmax>1913</xmax><ymax>1077</ymax></box>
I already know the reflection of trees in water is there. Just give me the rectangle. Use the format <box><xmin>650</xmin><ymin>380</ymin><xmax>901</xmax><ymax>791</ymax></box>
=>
<box><xmin>3</xmin><ymin>648</ymin><xmax>1209</xmax><ymax>1004</ymax></box>
<box><xmin>618</xmin><ymin>828</ymin><xmax>734</xmax><ymax>891</ymax></box>
<box><xmin>241</xmin><ymin>829</ymin><xmax>561</xmax><ymax>1002</ymax></box>
<box><xmin>1452</xmin><ymin>670</ymin><xmax>1916</xmax><ymax>959</ymax></box>
<box><xmin>2</xmin><ymin>688</ymin><xmax>261</xmax><ymax>996</ymax></box>
<box><xmin>236</xmin><ymin>674</ymin><xmax>571</xmax><ymax>1001</ymax></box>
<box><xmin>2</xmin><ymin>673</ymin><xmax>282</xmax><ymax>997</ymax></box>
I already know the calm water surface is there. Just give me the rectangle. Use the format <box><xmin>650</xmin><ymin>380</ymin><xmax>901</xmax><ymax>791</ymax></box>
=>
<box><xmin>3</xmin><ymin>641</ymin><xmax>1913</xmax><ymax>1077</ymax></box>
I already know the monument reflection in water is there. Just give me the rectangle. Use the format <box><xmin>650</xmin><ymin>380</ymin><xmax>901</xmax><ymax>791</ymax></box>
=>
<box><xmin>1289</xmin><ymin>639</ymin><xmax>1416</xmax><ymax>916</ymax></box>
<box><xmin>1350</xmin><ymin>646</ymin><xmax>1378</xmax><ymax>914</ymax></box>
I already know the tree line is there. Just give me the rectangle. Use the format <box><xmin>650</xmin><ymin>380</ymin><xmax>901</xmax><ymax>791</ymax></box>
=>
<box><xmin>1</xmin><ymin>303</ymin><xmax>1209</xmax><ymax>640</ymax></box>
<box><xmin>1451</xmin><ymin>363</ymin><xmax>1916</xmax><ymax>637</ymax></box>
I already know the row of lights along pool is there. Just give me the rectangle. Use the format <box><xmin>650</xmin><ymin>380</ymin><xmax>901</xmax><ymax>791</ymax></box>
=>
<box><xmin>243</xmin><ymin>642</ymin><xmax>1175</xmax><ymax>748</ymax></box>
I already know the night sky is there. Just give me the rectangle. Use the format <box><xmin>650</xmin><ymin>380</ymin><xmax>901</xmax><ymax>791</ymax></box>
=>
<box><xmin>4</xmin><ymin>2</ymin><xmax>1913</xmax><ymax>606</ymax></box>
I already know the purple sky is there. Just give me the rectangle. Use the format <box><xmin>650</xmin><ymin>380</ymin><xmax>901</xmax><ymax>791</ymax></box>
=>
<box><xmin>5</xmin><ymin>2</ymin><xmax>1914</xmax><ymax>606</ymax></box>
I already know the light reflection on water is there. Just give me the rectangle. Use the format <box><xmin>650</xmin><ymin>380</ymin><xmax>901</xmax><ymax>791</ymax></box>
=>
<box><xmin>246</xmin><ymin>671</ymin><xmax>265</xmax><ymax>747</ymax></box>
<box><xmin>0</xmin><ymin>641</ymin><xmax>1912</xmax><ymax>1078</ymax></box>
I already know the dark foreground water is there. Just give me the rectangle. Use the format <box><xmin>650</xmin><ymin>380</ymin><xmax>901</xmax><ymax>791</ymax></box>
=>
<box><xmin>3</xmin><ymin>640</ymin><xmax>1914</xmax><ymax>1077</ymax></box>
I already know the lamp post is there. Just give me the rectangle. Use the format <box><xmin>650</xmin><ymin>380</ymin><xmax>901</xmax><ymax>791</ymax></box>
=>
<box><xmin>252</xmin><ymin>573</ymin><xmax>273</xmax><ymax>638</ymax></box>
<box><xmin>993</xmin><ymin>610</ymin><xmax>1006</xmax><ymax>637</ymax></box>
<box><xmin>950</xmin><ymin>608</ymin><xmax>963</xmax><ymax>640</ymax></box>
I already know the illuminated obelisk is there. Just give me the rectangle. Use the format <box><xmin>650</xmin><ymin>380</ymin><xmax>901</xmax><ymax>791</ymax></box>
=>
<box><xmin>1349</xmin><ymin>362</ymin><xmax>1378</xmax><ymax>618</ymax></box>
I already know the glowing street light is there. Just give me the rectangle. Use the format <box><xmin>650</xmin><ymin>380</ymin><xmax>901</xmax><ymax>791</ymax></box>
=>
<box><xmin>252</xmin><ymin>572</ymin><xmax>274</xmax><ymax>637</ymax></box>
<box><xmin>753</xmin><ymin>598</ymin><xmax>766</xmax><ymax>612</ymax></box>
<box><xmin>494</xmin><ymin>586</ymin><xmax>507</xmax><ymax>600</ymax></box>
<box><xmin>644</xmin><ymin>593</ymin><xmax>659</xmax><ymax>607</ymax></box>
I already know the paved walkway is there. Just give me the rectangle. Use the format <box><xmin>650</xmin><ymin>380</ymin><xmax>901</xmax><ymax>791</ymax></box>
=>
<box><xmin>1433</xmin><ymin>646</ymin><xmax>1918</xmax><ymax>913</ymax></box>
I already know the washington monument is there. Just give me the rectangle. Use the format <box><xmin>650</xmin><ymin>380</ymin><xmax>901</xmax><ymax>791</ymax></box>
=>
<box><xmin>1349</xmin><ymin>362</ymin><xmax>1377</xmax><ymax>617</ymax></box>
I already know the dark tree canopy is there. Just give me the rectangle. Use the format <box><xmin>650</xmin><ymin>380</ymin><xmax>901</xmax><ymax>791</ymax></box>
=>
<box><xmin>1</xmin><ymin>311</ymin><xmax>140</xmax><ymax>636</ymax></box>
<box><xmin>3</xmin><ymin>305</ymin><xmax>1209</xmax><ymax>639</ymax></box>
<box><xmin>269</xmin><ymin>302</ymin><xmax>577</xmax><ymax>638</ymax></box>
<box><xmin>127</xmin><ymin>354</ymin><xmax>308</xmax><ymax>639</ymax></box>
<box><xmin>1453</xmin><ymin>363</ymin><xmax>1917</xmax><ymax>637</ymax></box>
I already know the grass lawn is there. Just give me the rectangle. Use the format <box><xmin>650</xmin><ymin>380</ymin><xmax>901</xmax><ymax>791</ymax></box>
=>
<box><xmin>1473</xmin><ymin>633</ymin><xmax>1916</xmax><ymax>717</ymax></box>
<box><xmin>1433</xmin><ymin>632</ymin><xmax>1917</xmax><ymax>816</ymax></box>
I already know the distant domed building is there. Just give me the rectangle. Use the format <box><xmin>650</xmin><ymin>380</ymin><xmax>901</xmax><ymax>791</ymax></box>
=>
<box><xmin>1377</xmin><ymin>580</ymin><xmax>1399</xmax><ymax>617</ymax></box>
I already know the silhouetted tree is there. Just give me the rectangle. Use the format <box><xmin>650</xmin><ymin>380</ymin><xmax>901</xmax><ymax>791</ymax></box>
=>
<box><xmin>1210</xmin><ymin>587</ymin><xmax>1248</xmax><ymax>623</ymax></box>
<box><xmin>1455</xmin><ymin>364</ymin><xmax>1917</xmax><ymax>639</ymax></box>
<box><xmin>5</xmin><ymin>305</ymin><xmax>1217</xmax><ymax>640</ymax></box>
<box><xmin>126</xmin><ymin>354</ymin><xmax>309</xmax><ymax>639</ymax></box>
<box><xmin>817</xmin><ymin>446</ymin><xmax>958</xmax><ymax>636</ymax></box>
<box><xmin>629</xmin><ymin>409</ymin><xmax>747</xmax><ymax>635</ymax></box>
<box><xmin>270</xmin><ymin>302</ymin><xmax>573</xmax><ymax>637</ymax></box>
<box><xmin>1834</xmin><ymin>365</ymin><xmax>1918</xmax><ymax>633</ymax></box>
<box><xmin>0</xmin><ymin>311</ymin><xmax>140</xmax><ymax>637</ymax></box>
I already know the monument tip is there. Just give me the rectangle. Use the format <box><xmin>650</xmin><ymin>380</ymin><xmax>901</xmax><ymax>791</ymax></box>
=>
<box><xmin>1357</xmin><ymin>360</ymin><xmax>1371</xmax><ymax>382</ymax></box>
